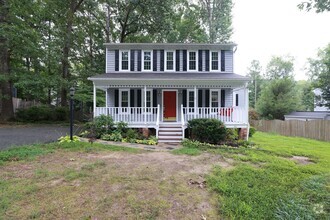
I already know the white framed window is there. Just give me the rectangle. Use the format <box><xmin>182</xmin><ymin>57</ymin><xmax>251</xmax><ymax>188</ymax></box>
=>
<box><xmin>210</xmin><ymin>89</ymin><xmax>220</xmax><ymax>113</ymax></box>
<box><xmin>119</xmin><ymin>89</ymin><xmax>130</xmax><ymax>113</ymax></box>
<box><xmin>188</xmin><ymin>51</ymin><xmax>198</xmax><ymax>71</ymax></box>
<box><xmin>165</xmin><ymin>51</ymin><xmax>175</xmax><ymax>71</ymax></box>
<box><xmin>120</xmin><ymin>50</ymin><xmax>130</xmax><ymax>71</ymax></box>
<box><xmin>210</xmin><ymin>51</ymin><xmax>219</xmax><ymax>71</ymax></box>
<box><xmin>143</xmin><ymin>50</ymin><xmax>152</xmax><ymax>71</ymax></box>
<box><xmin>187</xmin><ymin>89</ymin><xmax>196</xmax><ymax>113</ymax></box>
<box><xmin>142</xmin><ymin>89</ymin><xmax>153</xmax><ymax>113</ymax></box>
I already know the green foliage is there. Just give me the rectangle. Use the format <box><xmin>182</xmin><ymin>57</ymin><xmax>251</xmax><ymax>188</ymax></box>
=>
<box><xmin>16</xmin><ymin>106</ymin><xmax>69</xmax><ymax>122</ymax></box>
<box><xmin>248</xmin><ymin>108</ymin><xmax>260</xmax><ymax>120</ymax></box>
<box><xmin>125</xmin><ymin>129</ymin><xmax>139</xmax><ymax>142</ymax></box>
<box><xmin>116</xmin><ymin>121</ymin><xmax>128</xmax><ymax>135</ymax></box>
<box><xmin>58</xmin><ymin>135</ymin><xmax>80</xmax><ymax>143</ymax></box>
<box><xmin>0</xmin><ymin>145</ymin><xmax>53</xmax><ymax>163</ymax></box>
<box><xmin>296</xmin><ymin>80</ymin><xmax>315</xmax><ymax>111</ymax></box>
<box><xmin>101</xmin><ymin>131</ymin><xmax>122</xmax><ymax>142</ymax></box>
<box><xmin>265</xmin><ymin>56</ymin><xmax>294</xmax><ymax>80</ymax></box>
<box><xmin>135</xmin><ymin>136</ymin><xmax>158</xmax><ymax>145</ymax></box>
<box><xmin>225</xmin><ymin>128</ymin><xmax>239</xmax><ymax>141</ymax></box>
<box><xmin>188</xmin><ymin>118</ymin><xmax>226</xmax><ymax>144</ymax></box>
<box><xmin>256</xmin><ymin>78</ymin><xmax>300</xmax><ymax>119</ymax></box>
<box><xmin>249</xmin><ymin>127</ymin><xmax>256</xmax><ymax>137</ymax></box>
<box><xmin>85</xmin><ymin>115</ymin><xmax>114</xmax><ymax>138</ymax></box>
<box><xmin>298</xmin><ymin>0</ymin><xmax>330</xmax><ymax>12</ymax></box>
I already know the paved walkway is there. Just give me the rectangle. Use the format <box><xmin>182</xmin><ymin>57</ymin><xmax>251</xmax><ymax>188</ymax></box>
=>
<box><xmin>0</xmin><ymin>124</ymin><xmax>83</xmax><ymax>150</ymax></box>
<box><xmin>80</xmin><ymin>138</ymin><xmax>182</xmax><ymax>152</ymax></box>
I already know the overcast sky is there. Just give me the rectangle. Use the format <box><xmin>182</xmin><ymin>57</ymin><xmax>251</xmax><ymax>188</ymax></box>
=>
<box><xmin>232</xmin><ymin>0</ymin><xmax>330</xmax><ymax>80</ymax></box>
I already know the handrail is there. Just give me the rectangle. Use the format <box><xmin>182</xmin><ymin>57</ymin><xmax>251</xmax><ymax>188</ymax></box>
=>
<box><xmin>156</xmin><ymin>104</ymin><xmax>160</xmax><ymax>139</ymax></box>
<box><xmin>181</xmin><ymin>104</ymin><xmax>185</xmax><ymax>139</ymax></box>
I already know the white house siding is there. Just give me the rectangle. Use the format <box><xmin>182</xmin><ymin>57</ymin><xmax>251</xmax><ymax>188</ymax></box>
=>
<box><xmin>107</xmin><ymin>49</ymin><xmax>115</xmax><ymax>72</ymax></box>
<box><xmin>107</xmin><ymin>88</ymin><xmax>115</xmax><ymax>107</ymax></box>
<box><xmin>224</xmin><ymin>50</ymin><xmax>233</xmax><ymax>72</ymax></box>
<box><xmin>224</xmin><ymin>88</ymin><xmax>233</xmax><ymax>107</ymax></box>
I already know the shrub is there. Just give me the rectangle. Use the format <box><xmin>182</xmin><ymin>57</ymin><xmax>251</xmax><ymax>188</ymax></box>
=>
<box><xmin>101</xmin><ymin>131</ymin><xmax>122</xmax><ymax>142</ymax></box>
<box><xmin>116</xmin><ymin>121</ymin><xmax>128</xmax><ymax>136</ymax></box>
<box><xmin>226</xmin><ymin>128</ymin><xmax>239</xmax><ymax>141</ymax></box>
<box><xmin>126</xmin><ymin>129</ymin><xmax>139</xmax><ymax>142</ymax></box>
<box><xmin>16</xmin><ymin>106</ymin><xmax>69</xmax><ymax>122</ymax></box>
<box><xmin>187</xmin><ymin>118</ymin><xmax>226</xmax><ymax>144</ymax></box>
<box><xmin>58</xmin><ymin>135</ymin><xmax>80</xmax><ymax>143</ymax></box>
<box><xmin>54</xmin><ymin>107</ymin><xmax>69</xmax><ymax>121</ymax></box>
<box><xmin>84</xmin><ymin>115</ymin><xmax>114</xmax><ymax>138</ymax></box>
<box><xmin>249</xmin><ymin>126</ymin><xmax>257</xmax><ymax>137</ymax></box>
<box><xmin>249</xmin><ymin>108</ymin><xmax>260</xmax><ymax>121</ymax></box>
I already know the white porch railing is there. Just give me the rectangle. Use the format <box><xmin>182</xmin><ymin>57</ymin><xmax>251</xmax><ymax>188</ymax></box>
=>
<box><xmin>182</xmin><ymin>106</ymin><xmax>248</xmax><ymax>124</ymax></box>
<box><xmin>95</xmin><ymin>107</ymin><xmax>158</xmax><ymax>124</ymax></box>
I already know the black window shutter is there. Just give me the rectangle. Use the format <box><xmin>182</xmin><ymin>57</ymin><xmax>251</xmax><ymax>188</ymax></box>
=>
<box><xmin>153</xmin><ymin>89</ymin><xmax>157</xmax><ymax>107</ymax></box>
<box><xmin>137</xmin><ymin>50</ymin><xmax>142</xmax><ymax>71</ymax></box>
<box><xmin>198</xmin><ymin>50</ymin><xmax>203</xmax><ymax>71</ymax></box>
<box><xmin>221</xmin><ymin>50</ymin><xmax>225</xmax><ymax>71</ymax></box>
<box><xmin>182</xmin><ymin>50</ymin><xmax>187</xmax><ymax>71</ymax></box>
<box><xmin>198</xmin><ymin>90</ymin><xmax>202</xmax><ymax>107</ymax></box>
<box><xmin>130</xmin><ymin>89</ymin><xmax>134</xmax><ymax>107</ymax></box>
<box><xmin>176</xmin><ymin>50</ymin><xmax>180</xmax><ymax>71</ymax></box>
<box><xmin>115</xmin><ymin>50</ymin><xmax>119</xmax><ymax>71</ymax></box>
<box><xmin>137</xmin><ymin>89</ymin><xmax>142</xmax><ymax>107</ymax></box>
<box><xmin>160</xmin><ymin>50</ymin><xmax>164</xmax><ymax>71</ymax></box>
<box><xmin>153</xmin><ymin>50</ymin><xmax>157</xmax><ymax>71</ymax></box>
<box><xmin>221</xmin><ymin>89</ymin><xmax>225</xmax><ymax>107</ymax></box>
<box><xmin>130</xmin><ymin>50</ymin><xmax>135</xmax><ymax>71</ymax></box>
<box><xmin>205</xmin><ymin>89</ymin><xmax>210</xmax><ymax>107</ymax></box>
<box><xmin>236</xmin><ymin>94</ymin><xmax>239</xmax><ymax>106</ymax></box>
<box><xmin>114</xmin><ymin>89</ymin><xmax>119</xmax><ymax>107</ymax></box>
<box><xmin>182</xmin><ymin>89</ymin><xmax>187</xmax><ymax>107</ymax></box>
<box><xmin>205</xmin><ymin>50</ymin><xmax>210</xmax><ymax>71</ymax></box>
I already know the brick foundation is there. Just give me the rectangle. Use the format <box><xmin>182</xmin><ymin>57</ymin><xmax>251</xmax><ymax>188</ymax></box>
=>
<box><xmin>142</xmin><ymin>128</ymin><xmax>150</xmax><ymax>138</ymax></box>
<box><xmin>239</xmin><ymin>128</ymin><xmax>248</xmax><ymax>140</ymax></box>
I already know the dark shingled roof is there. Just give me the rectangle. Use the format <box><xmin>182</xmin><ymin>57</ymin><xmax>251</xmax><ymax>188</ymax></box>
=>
<box><xmin>88</xmin><ymin>72</ymin><xmax>250</xmax><ymax>81</ymax></box>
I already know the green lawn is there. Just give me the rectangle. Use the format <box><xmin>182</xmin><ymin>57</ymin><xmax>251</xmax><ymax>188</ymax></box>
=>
<box><xmin>205</xmin><ymin>132</ymin><xmax>330</xmax><ymax>219</ymax></box>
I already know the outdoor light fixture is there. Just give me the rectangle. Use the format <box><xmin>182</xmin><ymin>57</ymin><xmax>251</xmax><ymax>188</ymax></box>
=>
<box><xmin>69</xmin><ymin>87</ymin><xmax>75</xmax><ymax>141</ymax></box>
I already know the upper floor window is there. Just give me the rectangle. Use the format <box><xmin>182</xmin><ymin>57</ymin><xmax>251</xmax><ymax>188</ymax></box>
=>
<box><xmin>165</xmin><ymin>51</ymin><xmax>175</xmax><ymax>71</ymax></box>
<box><xmin>143</xmin><ymin>51</ymin><xmax>152</xmax><ymax>71</ymax></box>
<box><xmin>211</xmin><ymin>51</ymin><xmax>219</xmax><ymax>71</ymax></box>
<box><xmin>120</xmin><ymin>51</ymin><xmax>129</xmax><ymax>71</ymax></box>
<box><xmin>188</xmin><ymin>51</ymin><xmax>197</xmax><ymax>71</ymax></box>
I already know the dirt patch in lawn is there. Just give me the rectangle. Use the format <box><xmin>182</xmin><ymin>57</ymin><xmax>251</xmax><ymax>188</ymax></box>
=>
<box><xmin>0</xmin><ymin>150</ymin><xmax>233</xmax><ymax>219</ymax></box>
<box><xmin>290</xmin><ymin>155</ymin><xmax>314</xmax><ymax>165</ymax></box>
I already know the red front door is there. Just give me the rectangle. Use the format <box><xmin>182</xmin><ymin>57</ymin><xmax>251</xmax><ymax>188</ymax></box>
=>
<box><xmin>163</xmin><ymin>91</ymin><xmax>176</xmax><ymax>121</ymax></box>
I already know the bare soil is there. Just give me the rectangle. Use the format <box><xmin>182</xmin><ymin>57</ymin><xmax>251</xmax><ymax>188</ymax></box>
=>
<box><xmin>0</xmin><ymin>150</ymin><xmax>235</xmax><ymax>219</ymax></box>
<box><xmin>290</xmin><ymin>155</ymin><xmax>314</xmax><ymax>165</ymax></box>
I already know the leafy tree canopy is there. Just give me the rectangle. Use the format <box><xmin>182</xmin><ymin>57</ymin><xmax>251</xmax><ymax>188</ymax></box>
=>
<box><xmin>298</xmin><ymin>0</ymin><xmax>330</xmax><ymax>12</ymax></box>
<box><xmin>265</xmin><ymin>56</ymin><xmax>294</xmax><ymax>80</ymax></box>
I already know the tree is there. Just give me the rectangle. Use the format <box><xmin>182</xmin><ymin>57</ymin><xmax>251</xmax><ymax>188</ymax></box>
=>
<box><xmin>298</xmin><ymin>0</ymin><xmax>330</xmax><ymax>12</ymax></box>
<box><xmin>0</xmin><ymin>0</ymin><xmax>14</xmax><ymax>120</ymax></box>
<box><xmin>306</xmin><ymin>44</ymin><xmax>330</xmax><ymax>108</ymax></box>
<box><xmin>296</xmin><ymin>80</ymin><xmax>315</xmax><ymax>111</ymax></box>
<box><xmin>257</xmin><ymin>56</ymin><xmax>299</xmax><ymax>119</ymax></box>
<box><xmin>265</xmin><ymin>56</ymin><xmax>294</xmax><ymax>80</ymax></box>
<box><xmin>246</xmin><ymin>60</ymin><xmax>263</xmax><ymax>108</ymax></box>
<box><xmin>256</xmin><ymin>78</ymin><xmax>300</xmax><ymax>120</ymax></box>
<box><xmin>199</xmin><ymin>0</ymin><xmax>233</xmax><ymax>43</ymax></box>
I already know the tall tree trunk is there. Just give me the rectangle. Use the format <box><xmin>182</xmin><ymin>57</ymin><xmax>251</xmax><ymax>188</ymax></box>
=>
<box><xmin>0</xmin><ymin>0</ymin><xmax>14</xmax><ymax>121</ymax></box>
<box><xmin>60</xmin><ymin>0</ymin><xmax>84</xmax><ymax>106</ymax></box>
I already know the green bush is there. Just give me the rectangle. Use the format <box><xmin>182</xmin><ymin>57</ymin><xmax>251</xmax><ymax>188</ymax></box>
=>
<box><xmin>85</xmin><ymin>115</ymin><xmax>114</xmax><ymax>138</ymax></box>
<box><xmin>187</xmin><ymin>118</ymin><xmax>226</xmax><ymax>144</ymax></box>
<box><xmin>126</xmin><ymin>129</ymin><xmax>139</xmax><ymax>142</ymax></box>
<box><xmin>226</xmin><ymin>128</ymin><xmax>239</xmax><ymax>141</ymax></box>
<box><xmin>116</xmin><ymin>121</ymin><xmax>128</xmax><ymax>136</ymax></box>
<box><xmin>101</xmin><ymin>131</ymin><xmax>122</xmax><ymax>142</ymax></box>
<box><xmin>54</xmin><ymin>107</ymin><xmax>69</xmax><ymax>121</ymax></box>
<box><xmin>16</xmin><ymin>106</ymin><xmax>69</xmax><ymax>122</ymax></box>
<box><xmin>249</xmin><ymin>126</ymin><xmax>257</xmax><ymax>137</ymax></box>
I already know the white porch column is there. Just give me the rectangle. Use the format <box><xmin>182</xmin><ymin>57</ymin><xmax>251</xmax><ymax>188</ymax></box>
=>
<box><xmin>194</xmin><ymin>86</ymin><xmax>197</xmax><ymax>117</ymax></box>
<box><xmin>244</xmin><ymin>84</ymin><xmax>249</xmax><ymax>123</ymax></box>
<box><xmin>105</xmin><ymin>89</ymin><xmax>108</xmax><ymax>107</ymax></box>
<box><xmin>144</xmin><ymin>85</ymin><xmax>147</xmax><ymax>124</ymax></box>
<box><xmin>93</xmin><ymin>83</ymin><xmax>96</xmax><ymax>118</ymax></box>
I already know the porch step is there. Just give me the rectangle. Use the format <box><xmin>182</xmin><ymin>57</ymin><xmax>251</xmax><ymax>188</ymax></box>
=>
<box><xmin>158</xmin><ymin>123</ymin><xmax>183</xmax><ymax>143</ymax></box>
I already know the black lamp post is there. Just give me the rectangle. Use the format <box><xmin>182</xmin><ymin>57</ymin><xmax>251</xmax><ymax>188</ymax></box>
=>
<box><xmin>69</xmin><ymin>87</ymin><xmax>75</xmax><ymax>141</ymax></box>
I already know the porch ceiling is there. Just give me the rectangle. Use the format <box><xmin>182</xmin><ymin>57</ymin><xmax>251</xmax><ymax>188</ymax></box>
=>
<box><xmin>89</xmin><ymin>72</ymin><xmax>249</xmax><ymax>89</ymax></box>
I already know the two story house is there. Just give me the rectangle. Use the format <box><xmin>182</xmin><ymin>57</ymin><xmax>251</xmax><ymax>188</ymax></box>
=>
<box><xmin>88</xmin><ymin>43</ymin><xmax>250</xmax><ymax>142</ymax></box>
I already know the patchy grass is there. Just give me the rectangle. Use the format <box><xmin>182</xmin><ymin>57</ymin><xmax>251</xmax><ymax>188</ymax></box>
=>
<box><xmin>205</xmin><ymin>132</ymin><xmax>330</xmax><ymax>219</ymax></box>
<box><xmin>172</xmin><ymin>147</ymin><xmax>202</xmax><ymax>156</ymax></box>
<box><xmin>0</xmin><ymin>143</ymin><xmax>220</xmax><ymax>219</ymax></box>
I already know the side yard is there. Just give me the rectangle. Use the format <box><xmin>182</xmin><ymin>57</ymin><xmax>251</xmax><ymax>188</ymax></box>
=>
<box><xmin>0</xmin><ymin>132</ymin><xmax>329</xmax><ymax>219</ymax></box>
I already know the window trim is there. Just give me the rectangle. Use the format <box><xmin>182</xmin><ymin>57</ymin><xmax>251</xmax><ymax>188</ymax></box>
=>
<box><xmin>119</xmin><ymin>50</ymin><xmax>130</xmax><ymax>71</ymax></box>
<box><xmin>119</xmin><ymin>89</ymin><xmax>130</xmax><ymax>113</ymax></box>
<box><xmin>188</xmin><ymin>50</ymin><xmax>198</xmax><ymax>71</ymax></box>
<box><xmin>187</xmin><ymin>89</ymin><xmax>196</xmax><ymax>114</ymax></box>
<box><xmin>141</xmin><ymin>89</ymin><xmax>153</xmax><ymax>109</ymax></box>
<box><xmin>210</xmin><ymin>51</ymin><xmax>220</xmax><ymax>71</ymax></box>
<box><xmin>209</xmin><ymin>89</ymin><xmax>221</xmax><ymax>111</ymax></box>
<box><xmin>165</xmin><ymin>50</ymin><xmax>175</xmax><ymax>72</ymax></box>
<box><xmin>142</xmin><ymin>50</ymin><xmax>153</xmax><ymax>71</ymax></box>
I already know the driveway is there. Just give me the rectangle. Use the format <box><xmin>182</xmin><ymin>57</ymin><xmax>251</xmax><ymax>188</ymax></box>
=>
<box><xmin>0</xmin><ymin>124</ymin><xmax>82</xmax><ymax>150</ymax></box>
